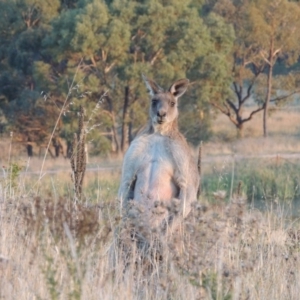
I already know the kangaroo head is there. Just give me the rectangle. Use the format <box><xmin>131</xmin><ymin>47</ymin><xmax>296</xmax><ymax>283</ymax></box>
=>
<box><xmin>142</xmin><ymin>75</ymin><xmax>189</xmax><ymax>128</ymax></box>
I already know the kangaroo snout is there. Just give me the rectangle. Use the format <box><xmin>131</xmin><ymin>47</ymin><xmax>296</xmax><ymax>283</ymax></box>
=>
<box><xmin>157</xmin><ymin>111</ymin><xmax>166</xmax><ymax>117</ymax></box>
<box><xmin>157</xmin><ymin>110</ymin><xmax>167</xmax><ymax>124</ymax></box>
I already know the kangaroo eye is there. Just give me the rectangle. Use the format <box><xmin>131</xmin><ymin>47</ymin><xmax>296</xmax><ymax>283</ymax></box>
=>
<box><xmin>152</xmin><ymin>99</ymin><xmax>158</xmax><ymax>105</ymax></box>
<box><xmin>170</xmin><ymin>102</ymin><xmax>175</xmax><ymax>107</ymax></box>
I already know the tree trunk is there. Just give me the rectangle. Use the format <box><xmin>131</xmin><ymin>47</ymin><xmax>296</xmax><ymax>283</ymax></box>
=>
<box><xmin>128</xmin><ymin>110</ymin><xmax>134</xmax><ymax>144</ymax></box>
<box><xmin>236</xmin><ymin>123</ymin><xmax>244</xmax><ymax>138</ymax></box>
<box><xmin>52</xmin><ymin>136</ymin><xmax>63</xmax><ymax>157</ymax></box>
<box><xmin>105</xmin><ymin>95</ymin><xmax>121</xmax><ymax>155</ymax></box>
<box><xmin>263</xmin><ymin>41</ymin><xmax>274</xmax><ymax>138</ymax></box>
<box><xmin>27</xmin><ymin>144</ymin><xmax>33</xmax><ymax>157</ymax></box>
<box><xmin>111</xmin><ymin>113</ymin><xmax>120</xmax><ymax>154</ymax></box>
<box><xmin>54</xmin><ymin>145</ymin><xmax>60</xmax><ymax>157</ymax></box>
<box><xmin>263</xmin><ymin>64</ymin><xmax>273</xmax><ymax>138</ymax></box>
<box><xmin>47</xmin><ymin>148</ymin><xmax>55</xmax><ymax>159</ymax></box>
<box><xmin>121</xmin><ymin>86</ymin><xmax>130</xmax><ymax>153</ymax></box>
<box><xmin>27</xmin><ymin>137</ymin><xmax>33</xmax><ymax>157</ymax></box>
<box><xmin>66</xmin><ymin>140</ymin><xmax>72</xmax><ymax>158</ymax></box>
<box><xmin>236</xmin><ymin>107</ymin><xmax>244</xmax><ymax>138</ymax></box>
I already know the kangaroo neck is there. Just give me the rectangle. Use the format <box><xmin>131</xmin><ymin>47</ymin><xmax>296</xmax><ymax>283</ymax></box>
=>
<box><xmin>152</xmin><ymin>119</ymin><xmax>178</xmax><ymax>136</ymax></box>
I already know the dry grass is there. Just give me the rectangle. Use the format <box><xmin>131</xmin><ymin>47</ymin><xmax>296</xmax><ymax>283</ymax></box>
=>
<box><xmin>0</xmin><ymin>106</ymin><xmax>300</xmax><ymax>299</ymax></box>
<box><xmin>194</xmin><ymin>107</ymin><xmax>300</xmax><ymax>157</ymax></box>
<box><xmin>204</xmin><ymin>136</ymin><xmax>300</xmax><ymax>157</ymax></box>
<box><xmin>212</xmin><ymin>106</ymin><xmax>300</xmax><ymax>138</ymax></box>
<box><xmin>0</xmin><ymin>180</ymin><xmax>300</xmax><ymax>299</ymax></box>
<box><xmin>0</xmin><ymin>154</ymin><xmax>121</xmax><ymax>173</ymax></box>
<box><xmin>2</xmin><ymin>107</ymin><xmax>300</xmax><ymax>164</ymax></box>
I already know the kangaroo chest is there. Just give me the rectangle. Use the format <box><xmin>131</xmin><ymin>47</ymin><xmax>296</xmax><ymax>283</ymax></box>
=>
<box><xmin>132</xmin><ymin>134</ymin><xmax>178</xmax><ymax>202</ymax></box>
<box><xmin>141</xmin><ymin>134</ymin><xmax>172</xmax><ymax>166</ymax></box>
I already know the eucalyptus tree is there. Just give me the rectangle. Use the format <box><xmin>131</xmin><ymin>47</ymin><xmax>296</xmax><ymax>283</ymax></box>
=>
<box><xmin>111</xmin><ymin>0</ymin><xmax>234</xmax><ymax>148</ymax></box>
<box><xmin>41</xmin><ymin>0</ymin><xmax>230</xmax><ymax>154</ymax></box>
<box><xmin>247</xmin><ymin>0</ymin><xmax>300</xmax><ymax>137</ymax></box>
<box><xmin>41</xmin><ymin>0</ymin><xmax>131</xmax><ymax>154</ymax></box>
<box><xmin>209</xmin><ymin>0</ymin><xmax>300</xmax><ymax>138</ymax></box>
<box><xmin>0</xmin><ymin>0</ymin><xmax>60</xmax><ymax>145</ymax></box>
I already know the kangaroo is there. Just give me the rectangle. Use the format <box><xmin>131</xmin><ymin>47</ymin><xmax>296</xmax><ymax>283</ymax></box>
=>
<box><xmin>118</xmin><ymin>75</ymin><xmax>199</xmax><ymax>233</ymax></box>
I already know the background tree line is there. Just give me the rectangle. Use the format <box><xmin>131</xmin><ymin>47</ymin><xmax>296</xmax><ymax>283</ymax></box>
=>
<box><xmin>1</xmin><ymin>0</ymin><xmax>300</xmax><ymax>157</ymax></box>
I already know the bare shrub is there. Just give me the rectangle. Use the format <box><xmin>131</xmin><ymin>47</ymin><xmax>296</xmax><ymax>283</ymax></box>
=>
<box><xmin>0</xmin><ymin>191</ymin><xmax>299</xmax><ymax>299</ymax></box>
<box><xmin>71</xmin><ymin>105</ymin><xmax>87</xmax><ymax>201</ymax></box>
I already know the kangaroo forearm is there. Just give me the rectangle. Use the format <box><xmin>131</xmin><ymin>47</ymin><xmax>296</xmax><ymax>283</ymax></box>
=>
<box><xmin>118</xmin><ymin>182</ymin><xmax>131</xmax><ymax>206</ymax></box>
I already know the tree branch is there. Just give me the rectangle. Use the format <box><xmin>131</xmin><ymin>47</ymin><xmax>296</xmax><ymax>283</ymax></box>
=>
<box><xmin>150</xmin><ymin>48</ymin><xmax>163</xmax><ymax>65</ymax></box>
<box><xmin>270</xmin><ymin>90</ymin><xmax>300</xmax><ymax>103</ymax></box>
<box><xmin>210</xmin><ymin>101</ymin><xmax>239</xmax><ymax>126</ymax></box>
<box><xmin>90</xmin><ymin>55</ymin><xmax>97</xmax><ymax>67</ymax></box>
<box><xmin>241</xmin><ymin>74</ymin><xmax>259</xmax><ymax>104</ymax></box>
<box><xmin>98</xmin><ymin>132</ymin><xmax>113</xmax><ymax>136</ymax></box>
<box><xmin>100</xmin><ymin>110</ymin><xmax>114</xmax><ymax>120</ymax></box>
<box><xmin>210</xmin><ymin>101</ymin><xmax>230</xmax><ymax>116</ymax></box>
<box><xmin>241</xmin><ymin>105</ymin><xmax>265</xmax><ymax>123</ymax></box>
<box><xmin>241</xmin><ymin>64</ymin><xmax>266</xmax><ymax>105</ymax></box>
<box><xmin>226</xmin><ymin>98</ymin><xmax>238</xmax><ymax>113</ymax></box>
<box><xmin>233</xmin><ymin>82</ymin><xmax>242</xmax><ymax>103</ymax></box>
<box><xmin>252</xmin><ymin>62</ymin><xmax>266</xmax><ymax>77</ymax></box>
<box><xmin>272</xmin><ymin>47</ymin><xmax>282</xmax><ymax>58</ymax></box>
<box><xmin>102</xmin><ymin>50</ymin><xmax>107</xmax><ymax>62</ymax></box>
<box><xmin>259</xmin><ymin>50</ymin><xmax>271</xmax><ymax>65</ymax></box>
<box><xmin>32</xmin><ymin>17</ymin><xmax>40</xmax><ymax>27</ymax></box>
<box><xmin>104</xmin><ymin>62</ymin><xmax>115</xmax><ymax>73</ymax></box>
<box><xmin>241</xmin><ymin>84</ymin><xmax>253</xmax><ymax>104</ymax></box>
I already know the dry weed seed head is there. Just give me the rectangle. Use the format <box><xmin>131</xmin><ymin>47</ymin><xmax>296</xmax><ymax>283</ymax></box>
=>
<box><xmin>20</xmin><ymin>196</ymin><xmax>102</xmax><ymax>242</ymax></box>
<box><xmin>197</xmin><ymin>141</ymin><xmax>202</xmax><ymax>198</ymax></box>
<box><xmin>70</xmin><ymin>105</ymin><xmax>87</xmax><ymax>201</ymax></box>
<box><xmin>4</xmin><ymin>190</ymin><xmax>300</xmax><ymax>299</ymax></box>
<box><xmin>167</xmin><ymin>198</ymin><xmax>270</xmax><ymax>294</ymax></box>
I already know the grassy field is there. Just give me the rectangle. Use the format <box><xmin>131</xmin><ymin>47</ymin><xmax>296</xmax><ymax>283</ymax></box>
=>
<box><xmin>0</xmin><ymin>107</ymin><xmax>300</xmax><ymax>299</ymax></box>
<box><xmin>1</xmin><ymin>173</ymin><xmax>300</xmax><ymax>299</ymax></box>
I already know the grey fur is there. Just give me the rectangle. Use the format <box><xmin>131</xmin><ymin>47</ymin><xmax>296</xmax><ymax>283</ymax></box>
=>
<box><xmin>118</xmin><ymin>76</ymin><xmax>199</xmax><ymax>231</ymax></box>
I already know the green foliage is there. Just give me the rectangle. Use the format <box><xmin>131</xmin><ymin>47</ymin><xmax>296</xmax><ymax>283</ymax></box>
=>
<box><xmin>8</xmin><ymin>162</ymin><xmax>23</xmax><ymax>188</ymax></box>
<box><xmin>179</xmin><ymin>107</ymin><xmax>212</xmax><ymax>144</ymax></box>
<box><xmin>0</xmin><ymin>0</ymin><xmax>239</xmax><ymax>149</ymax></box>
<box><xmin>89</xmin><ymin>136</ymin><xmax>111</xmax><ymax>156</ymax></box>
<box><xmin>201</xmin><ymin>271</ymin><xmax>232</xmax><ymax>300</ymax></box>
<box><xmin>1</xmin><ymin>162</ymin><xmax>24</xmax><ymax>190</ymax></box>
<box><xmin>38</xmin><ymin>0</ymin><xmax>223</xmax><ymax>150</ymax></box>
<box><xmin>19</xmin><ymin>195</ymin><xmax>109</xmax><ymax>299</ymax></box>
<box><xmin>204</xmin><ymin>0</ymin><xmax>300</xmax><ymax>137</ymax></box>
<box><xmin>42</xmin><ymin>255</ymin><xmax>60</xmax><ymax>300</ymax></box>
<box><xmin>92</xmin><ymin>174</ymin><xmax>119</xmax><ymax>200</ymax></box>
<box><xmin>247</xmin><ymin>0</ymin><xmax>300</xmax><ymax>97</ymax></box>
<box><xmin>0</xmin><ymin>0</ymin><xmax>61</xmax><ymax>142</ymax></box>
<box><xmin>202</xmin><ymin>159</ymin><xmax>300</xmax><ymax>202</ymax></box>
<box><xmin>1</xmin><ymin>0</ymin><xmax>300</xmax><ymax>152</ymax></box>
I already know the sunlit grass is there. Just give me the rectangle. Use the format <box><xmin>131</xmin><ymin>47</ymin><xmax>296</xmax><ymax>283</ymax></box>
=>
<box><xmin>202</xmin><ymin>158</ymin><xmax>300</xmax><ymax>204</ymax></box>
<box><xmin>1</xmin><ymin>175</ymin><xmax>300</xmax><ymax>299</ymax></box>
<box><xmin>1</xmin><ymin>107</ymin><xmax>300</xmax><ymax>299</ymax></box>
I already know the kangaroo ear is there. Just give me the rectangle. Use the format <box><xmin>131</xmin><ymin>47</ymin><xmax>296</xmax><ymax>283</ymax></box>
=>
<box><xmin>142</xmin><ymin>74</ymin><xmax>163</xmax><ymax>97</ymax></box>
<box><xmin>169</xmin><ymin>79</ymin><xmax>189</xmax><ymax>98</ymax></box>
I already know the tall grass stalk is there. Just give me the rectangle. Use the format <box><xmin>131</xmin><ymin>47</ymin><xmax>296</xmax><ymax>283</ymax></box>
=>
<box><xmin>229</xmin><ymin>153</ymin><xmax>235</xmax><ymax>202</ymax></box>
<box><xmin>37</xmin><ymin>59</ymin><xmax>83</xmax><ymax>190</ymax></box>
<box><xmin>197</xmin><ymin>141</ymin><xmax>202</xmax><ymax>198</ymax></box>
<box><xmin>1</xmin><ymin>176</ymin><xmax>300</xmax><ymax>299</ymax></box>
<box><xmin>8</xmin><ymin>132</ymin><xmax>13</xmax><ymax>197</ymax></box>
